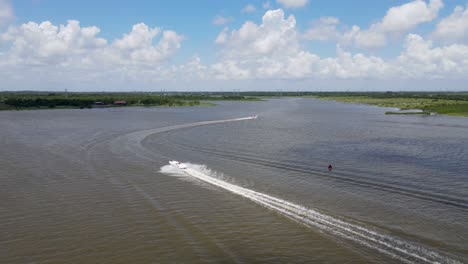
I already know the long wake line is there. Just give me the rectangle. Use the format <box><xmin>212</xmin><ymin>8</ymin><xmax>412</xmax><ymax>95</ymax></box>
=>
<box><xmin>111</xmin><ymin>116</ymin><xmax>258</xmax><ymax>162</ymax></box>
<box><xmin>161</xmin><ymin>164</ymin><xmax>460</xmax><ymax>264</ymax></box>
<box><xmin>121</xmin><ymin>116</ymin><xmax>459</xmax><ymax>263</ymax></box>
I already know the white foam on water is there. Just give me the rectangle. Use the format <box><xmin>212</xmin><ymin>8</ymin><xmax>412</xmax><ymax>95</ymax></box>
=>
<box><xmin>160</xmin><ymin>163</ymin><xmax>461</xmax><ymax>264</ymax></box>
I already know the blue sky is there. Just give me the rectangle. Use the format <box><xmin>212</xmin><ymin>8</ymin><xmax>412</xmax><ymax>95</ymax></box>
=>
<box><xmin>1</xmin><ymin>0</ymin><xmax>468</xmax><ymax>91</ymax></box>
<box><xmin>10</xmin><ymin>0</ymin><xmax>461</xmax><ymax>59</ymax></box>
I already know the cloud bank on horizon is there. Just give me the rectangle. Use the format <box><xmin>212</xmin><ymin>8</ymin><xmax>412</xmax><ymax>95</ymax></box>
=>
<box><xmin>1</xmin><ymin>0</ymin><xmax>468</xmax><ymax>91</ymax></box>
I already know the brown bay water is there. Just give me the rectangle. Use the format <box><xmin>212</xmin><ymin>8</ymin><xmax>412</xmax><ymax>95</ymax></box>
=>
<box><xmin>1</xmin><ymin>98</ymin><xmax>467</xmax><ymax>263</ymax></box>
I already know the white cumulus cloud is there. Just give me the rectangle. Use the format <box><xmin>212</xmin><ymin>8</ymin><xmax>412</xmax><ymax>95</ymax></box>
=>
<box><xmin>341</xmin><ymin>25</ymin><xmax>387</xmax><ymax>49</ymax></box>
<box><xmin>216</xmin><ymin>9</ymin><xmax>299</xmax><ymax>59</ymax></box>
<box><xmin>303</xmin><ymin>17</ymin><xmax>340</xmax><ymax>41</ymax></box>
<box><xmin>2</xmin><ymin>7</ymin><xmax>468</xmax><ymax>91</ymax></box>
<box><xmin>380</xmin><ymin>0</ymin><xmax>443</xmax><ymax>33</ymax></box>
<box><xmin>332</xmin><ymin>0</ymin><xmax>443</xmax><ymax>49</ymax></box>
<box><xmin>1</xmin><ymin>21</ymin><xmax>184</xmax><ymax>67</ymax></box>
<box><xmin>0</xmin><ymin>19</ymin><xmax>184</xmax><ymax>87</ymax></box>
<box><xmin>213</xmin><ymin>9</ymin><xmax>388</xmax><ymax>79</ymax></box>
<box><xmin>432</xmin><ymin>5</ymin><xmax>468</xmax><ymax>44</ymax></box>
<box><xmin>114</xmin><ymin>23</ymin><xmax>160</xmax><ymax>51</ymax></box>
<box><xmin>397</xmin><ymin>34</ymin><xmax>468</xmax><ymax>78</ymax></box>
<box><xmin>1</xmin><ymin>20</ymin><xmax>107</xmax><ymax>65</ymax></box>
<box><xmin>213</xmin><ymin>8</ymin><xmax>468</xmax><ymax>81</ymax></box>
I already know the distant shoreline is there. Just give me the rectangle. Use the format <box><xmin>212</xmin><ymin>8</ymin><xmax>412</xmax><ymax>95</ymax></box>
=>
<box><xmin>0</xmin><ymin>102</ymin><xmax>216</xmax><ymax>111</ymax></box>
<box><xmin>2</xmin><ymin>91</ymin><xmax>468</xmax><ymax>116</ymax></box>
<box><xmin>307</xmin><ymin>93</ymin><xmax>468</xmax><ymax>117</ymax></box>
<box><xmin>0</xmin><ymin>92</ymin><xmax>262</xmax><ymax>111</ymax></box>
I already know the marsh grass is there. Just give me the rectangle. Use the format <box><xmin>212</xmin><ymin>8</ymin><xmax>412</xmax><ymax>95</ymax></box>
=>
<box><xmin>317</xmin><ymin>96</ymin><xmax>468</xmax><ymax>117</ymax></box>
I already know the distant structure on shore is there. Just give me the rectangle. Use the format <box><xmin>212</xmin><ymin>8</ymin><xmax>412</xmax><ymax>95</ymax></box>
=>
<box><xmin>113</xmin><ymin>100</ymin><xmax>127</xmax><ymax>106</ymax></box>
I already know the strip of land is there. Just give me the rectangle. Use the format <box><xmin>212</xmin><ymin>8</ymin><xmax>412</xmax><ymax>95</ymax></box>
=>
<box><xmin>308</xmin><ymin>92</ymin><xmax>468</xmax><ymax>117</ymax></box>
<box><xmin>2</xmin><ymin>91</ymin><xmax>468</xmax><ymax>116</ymax></box>
<box><xmin>0</xmin><ymin>92</ymin><xmax>261</xmax><ymax>111</ymax></box>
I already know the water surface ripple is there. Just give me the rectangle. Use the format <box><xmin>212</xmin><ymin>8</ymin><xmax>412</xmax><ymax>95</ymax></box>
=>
<box><xmin>1</xmin><ymin>98</ymin><xmax>467</xmax><ymax>263</ymax></box>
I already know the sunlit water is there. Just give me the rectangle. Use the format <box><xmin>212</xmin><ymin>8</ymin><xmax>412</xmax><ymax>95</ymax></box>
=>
<box><xmin>1</xmin><ymin>98</ymin><xmax>467</xmax><ymax>263</ymax></box>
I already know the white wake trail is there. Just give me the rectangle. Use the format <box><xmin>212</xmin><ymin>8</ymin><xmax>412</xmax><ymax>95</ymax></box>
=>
<box><xmin>160</xmin><ymin>163</ymin><xmax>461</xmax><ymax>264</ymax></box>
<box><xmin>111</xmin><ymin>116</ymin><xmax>258</xmax><ymax>162</ymax></box>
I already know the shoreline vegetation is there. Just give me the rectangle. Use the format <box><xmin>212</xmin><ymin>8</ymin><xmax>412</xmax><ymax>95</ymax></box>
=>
<box><xmin>1</xmin><ymin>91</ymin><xmax>468</xmax><ymax>117</ymax></box>
<box><xmin>0</xmin><ymin>92</ymin><xmax>261</xmax><ymax>111</ymax></box>
<box><xmin>307</xmin><ymin>92</ymin><xmax>468</xmax><ymax>117</ymax></box>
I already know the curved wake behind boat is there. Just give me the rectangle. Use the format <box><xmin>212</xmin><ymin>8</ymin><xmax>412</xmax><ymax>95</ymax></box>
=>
<box><xmin>161</xmin><ymin>162</ymin><xmax>461</xmax><ymax>264</ymax></box>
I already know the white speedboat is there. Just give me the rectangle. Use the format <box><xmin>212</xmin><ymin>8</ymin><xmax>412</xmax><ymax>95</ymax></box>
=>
<box><xmin>169</xmin><ymin>160</ymin><xmax>179</xmax><ymax>166</ymax></box>
<box><xmin>169</xmin><ymin>160</ymin><xmax>187</xmax><ymax>169</ymax></box>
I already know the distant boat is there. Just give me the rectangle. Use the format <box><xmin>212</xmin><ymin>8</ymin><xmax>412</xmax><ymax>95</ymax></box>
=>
<box><xmin>251</xmin><ymin>115</ymin><xmax>258</xmax><ymax>119</ymax></box>
<box><xmin>169</xmin><ymin>160</ymin><xmax>187</xmax><ymax>169</ymax></box>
